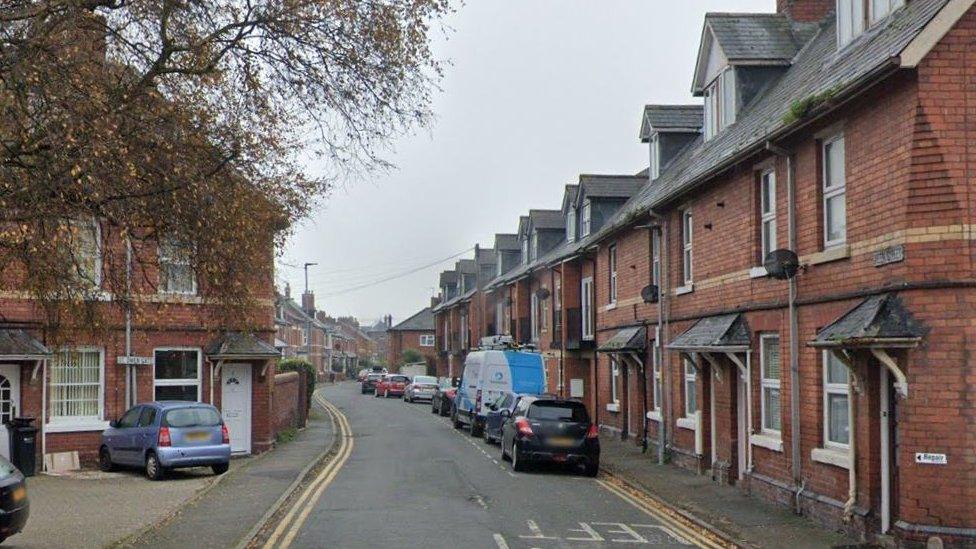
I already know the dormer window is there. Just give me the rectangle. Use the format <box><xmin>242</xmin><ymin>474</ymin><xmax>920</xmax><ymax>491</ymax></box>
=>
<box><xmin>566</xmin><ymin>207</ymin><xmax>577</xmax><ymax>243</ymax></box>
<box><xmin>649</xmin><ymin>134</ymin><xmax>660</xmax><ymax>180</ymax></box>
<box><xmin>521</xmin><ymin>238</ymin><xmax>529</xmax><ymax>264</ymax></box>
<box><xmin>580</xmin><ymin>200</ymin><xmax>592</xmax><ymax>237</ymax></box>
<box><xmin>838</xmin><ymin>0</ymin><xmax>905</xmax><ymax>48</ymax></box>
<box><xmin>704</xmin><ymin>68</ymin><xmax>735</xmax><ymax>140</ymax></box>
<box><xmin>530</xmin><ymin>231</ymin><xmax>539</xmax><ymax>260</ymax></box>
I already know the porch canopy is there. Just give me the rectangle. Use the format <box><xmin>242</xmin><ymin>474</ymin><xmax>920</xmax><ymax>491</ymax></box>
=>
<box><xmin>0</xmin><ymin>329</ymin><xmax>51</xmax><ymax>360</ymax></box>
<box><xmin>667</xmin><ymin>313</ymin><xmax>751</xmax><ymax>379</ymax></box>
<box><xmin>205</xmin><ymin>332</ymin><xmax>281</xmax><ymax>361</ymax></box>
<box><xmin>809</xmin><ymin>293</ymin><xmax>925</xmax><ymax>397</ymax></box>
<box><xmin>597</xmin><ymin>326</ymin><xmax>646</xmax><ymax>353</ymax></box>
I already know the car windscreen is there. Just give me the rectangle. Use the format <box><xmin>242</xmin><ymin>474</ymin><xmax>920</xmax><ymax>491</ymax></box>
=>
<box><xmin>163</xmin><ymin>407</ymin><xmax>222</xmax><ymax>428</ymax></box>
<box><xmin>527</xmin><ymin>401</ymin><xmax>589</xmax><ymax>422</ymax></box>
<box><xmin>367</xmin><ymin>374</ymin><xmax>383</xmax><ymax>381</ymax></box>
<box><xmin>414</xmin><ymin>376</ymin><xmax>437</xmax><ymax>385</ymax></box>
<box><xmin>390</xmin><ymin>376</ymin><xmax>410</xmax><ymax>383</ymax></box>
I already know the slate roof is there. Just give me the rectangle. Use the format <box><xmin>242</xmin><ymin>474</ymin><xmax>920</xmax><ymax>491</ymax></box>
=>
<box><xmin>529</xmin><ymin>209</ymin><xmax>564</xmax><ymax>231</ymax></box>
<box><xmin>668</xmin><ymin>313</ymin><xmax>751</xmax><ymax>350</ymax></box>
<box><xmin>476</xmin><ymin>247</ymin><xmax>498</xmax><ymax>265</ymax></box>
<box><xmin>495</xmin><ymin>233</ymin><xmax>520</xmax><ymax>251</ymax></box>
<box><xmin>205</xmin><ymin>332</ymin><xmax>280</xmax><ymax>359</ymax></box>
<box><xmin>0</xmin><ymin>329</ymin><xmax>50</xmax><ymax>358</ymax></box>
<box><xmin>811</xmin><ymin>294</ymin><xmax>926</xmax><ymax>347</ymax></box>
<box><xmin>597</xmin><ymin>326</ymin><xmax>646</xmax><ymax>353</ymax></box>
<box><xmin>457</xmin><ymin>259</ymin><xmax>478</xmax><ymax>275</ymax></box>
<box><xmin>390</xmin><ymin>307</ymin><xmax>434</xmax><ymax>332</ymax></box>
<box><xmin>439</xmin><ymin>271</ymin><xmax>458</xmax><ymax>286</ymax></box>
<box><xmin>562</xmin><ymin>184</ymin><xmax>580</xmax><ymax>213</ymax></box>
<box><xmin>640</xmin><ymin>105</ymin><xmax>704</xmax><ymax>140</ymax></box>
<box><xmin>579</xmin><ymin>174</ymin><xmax>646</xmax><ymax>200</ymax></box>
<box><xmin>706</xmin><ymin>13</ymin><xmax>813</xmax><ymax>64</ymax></box>
<box><xmin>550</xmin><ymin>0</ymin><xmax>949</xmax><ymax>265</ymax></box>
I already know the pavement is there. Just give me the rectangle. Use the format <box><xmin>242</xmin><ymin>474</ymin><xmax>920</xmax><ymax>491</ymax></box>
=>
<box><xmin>599</xmin><ymin>436</ymin><xmax>857</xmax><ymax>548</ymax></box>
<box><xmin>283</xmin><ymin>382</ymin><xmax>712</xmax><ymax>548</ymax></box>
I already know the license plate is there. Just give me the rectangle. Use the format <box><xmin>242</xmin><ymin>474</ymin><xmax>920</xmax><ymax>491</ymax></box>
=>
<box><xmin>553</xmin><ymin>454</ymin><xmax>568</xmax><ymax>462</ymax></box>
<box><xmin>549</xmin><ymin>437</ymin><xmax>575</xmax><ymax>447</ymax></box>
<box><xmin>11</xmin><ymin>486</ymin><xmax>25</xmax><ymax>503</ymax></box>
<box><xmin>185</xmin><ymin>431</ymin><xmax>210</xmax><ymax>442</ymax></box>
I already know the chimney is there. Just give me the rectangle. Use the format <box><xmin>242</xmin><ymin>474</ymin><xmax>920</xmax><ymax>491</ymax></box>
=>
<box><xmin>776</xmin><ymin>0</ymin><xmax>834</xmax><ymax>23</ymax></box>
<box><xmin>301</xmin><ymin>291</ymin><xmax>315</xmax><ymax>315</ymax></box>
<box><xmin>431</xmin><ymin>296</ymin><xmax>442</xmax><ymax>308</ymax></box>
<box><xmin>284</xmin><ymin>282</ymin><xmax>291</xmax><ymax>299</ymax></box>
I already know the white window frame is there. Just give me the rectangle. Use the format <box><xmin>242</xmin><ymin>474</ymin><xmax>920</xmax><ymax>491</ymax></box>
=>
<box><xmin>159</xmin><ymin>238</ymin><xmax>197</xmax><ymax>295</ymax></box>
<box><xmin>610</xmin><ymin>357</ymin><xmax>620</xmax><ymax>404</ymax></box>
<box><xmin>761</xmin><ymin>169</ymin><xmax>777</xmax><ymax>260</ymax></box>
<box><xmin>460</xmin><ymin>314</ymin><xmax>469</xmax><ymax>349</ymax></box>
<box><xmin>684</xmin><ymin>358</ymin><xmax>697</xmax><ymax>417</ymax></box>
<box><xmin>760</xmin><ymin>334</ymin><xmax>782</xmax><ymax>435</ymax></box>
<box><xmin>420</xmin><ymin>334</ymin><xmax>435</xmax><ymax>347</ymax></box>
<box><xmin>495</xmin><ymin>301</ymin><xmax>505</xmax><ymax>336</ymax></box>
<box><xmin>566</xmin><ymin>208</ymin><xmax>577</xmax><ymax>243</ymax></box>
<box><xmin>649</xmin><ymin>134</ymin><xmax>661</xmax><ymax>179</ymax></box>
<box><xmin>48</xmin><ymin>346</ymin><xmax>105</xmax><ymax>430</ymax></box>
<box><xmin>521</xmin><ymin>238</ymin><xmax>529</xmax><ymax>264</ymax></box>
<box><xmin>68</xmin><ymin>217</ymin><xmax>102</xmax><ymax>288</ymax></box>
<box><xmin>822</xmin><ymin>134</ymin><xmax>847</xmax><ymax>249</ymax></box>
<box><xmin>704</xmin><ymin>67</ymin><xmax>736</xmax><ymax>140</ymax></box>
<box><xmin>581</xmin><ymin>277</ymin><xmax>594</xmax><ymax>340</ymax></box>
<box><xmin>608</xmin><ymin>244</ymin><xmax>618</xmax><ymax>305</ymax></box>
<box><xmin>823</xmin><ymin>350</ymin><xmax>851</xmax><ymax>450</ymax></box>
<box><xmin>837</xmin><ymin>0</ymin><xmax>904</xmax><ymax>47</ymax></box>
<box><xmin>581</xmin><ymin>200</ymin><xmax>592</xmax><ymax>237</ymax></box>
<box><xmin>153</xmin><ymin>347</ymin><xmax>203</xmax><ymax>402</ymax></box>
<box><xmin>682</xmin><ymin>210</ymin><xmax>694</xmax><ymax>285</ymax></box>
<box><xmin>530</xmin><ymin>293</ymin><xmax>540</xmax><ymax>342</ymax></box>
<box><xmin>530</xmin><ymin>231</ymin><xmax>539</xmax><ymax>261</ymax></box>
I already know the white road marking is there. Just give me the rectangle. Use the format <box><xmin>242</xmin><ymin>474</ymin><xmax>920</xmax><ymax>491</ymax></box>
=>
<box><xmin>520</xmin><ymin>520</ymin><xmax>558</xmax><ymax>540</ymax></box>
<box><xmin>566</xmin><ymin>522</ymin><xmax>605</xmax><ymax>542</ymax></box>
<box><xmin>593</xmin><ymin>522</ymin><xmax>649</xmax><ymax>543</ymax></box>
<box><xmin>493</xmin><ymin>534</ymin><xmax>510</xmax><ymax>549</ymax></box>
<box><xmin>631</xmin><ymin>524</ymin><xmax>694</xmax><ymax>546</ymax></box>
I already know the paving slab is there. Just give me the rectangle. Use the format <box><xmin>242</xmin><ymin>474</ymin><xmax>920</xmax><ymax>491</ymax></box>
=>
<box><xmin>600</xmin><ymin>436</ymin><xmax>857</xmax><ymax>548</ymax></box>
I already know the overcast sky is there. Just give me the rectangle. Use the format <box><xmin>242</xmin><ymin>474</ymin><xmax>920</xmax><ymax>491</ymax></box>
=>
<box><xmin>279</xmin><ymin>0</ymin><xmax>771</xmax><ymax>326</ymax></box>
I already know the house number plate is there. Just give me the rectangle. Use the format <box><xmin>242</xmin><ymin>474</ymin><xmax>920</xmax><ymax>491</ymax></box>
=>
<box><xmin>915</xmin><ymin>452</ymin><xmax>947</xmax><ymax>465</ymax></box>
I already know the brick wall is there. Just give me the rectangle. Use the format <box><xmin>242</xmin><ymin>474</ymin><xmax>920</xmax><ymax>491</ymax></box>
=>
<box><xmin>272</xmin><ymin>371</ymin><xmax>304</xmax><ymax>438</ymax></box>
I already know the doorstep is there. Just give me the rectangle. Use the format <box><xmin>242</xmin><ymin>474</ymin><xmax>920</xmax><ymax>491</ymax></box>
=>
<box><xmin>599</xmin><ymin>436</ymin><xmax>857</xmax><ymax>549</ymax></box>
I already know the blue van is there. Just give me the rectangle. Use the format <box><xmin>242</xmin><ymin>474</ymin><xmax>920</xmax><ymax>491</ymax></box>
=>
<box><xmin>452</xmin><ymin>350</ymin><xmax>545</xmax><ymax>437</ymax></box>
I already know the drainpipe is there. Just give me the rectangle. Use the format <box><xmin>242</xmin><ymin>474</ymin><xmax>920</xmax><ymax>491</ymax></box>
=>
<box><xmin>651</xmin><ymin>210</ymin><xmax>672</xmax><ymax>461</ymax></box>
<box><xmin>584</xmin><ymin>254</ymin><xmax>599</xmax><ymax>427</ymax></box>
<box><xmin>844</xmin><ymin>365</ymin><xmax>858</xmax><ymax>521</ymax></box>
<box><xmin>767</xmin><ymin>141</ymin><xmax>803</xmax><ymax>513</ymax></box>
<box><xmin>125</xmin><ymin>237</ymin><xmax>133</xmax><ymax>408</ymax></box>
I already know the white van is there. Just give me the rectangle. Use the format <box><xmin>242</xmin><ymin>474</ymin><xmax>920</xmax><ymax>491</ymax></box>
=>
<box><xmin>453</xmin><ymin>350</ymin><xmax>545</xmax><ymax>437</ymax></box>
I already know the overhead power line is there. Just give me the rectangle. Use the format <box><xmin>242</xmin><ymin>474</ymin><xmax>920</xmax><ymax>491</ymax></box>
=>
<box><xmin>319</xmin><ymin>246</ymin><xmax>474</xmax><ymax>297</ymax></box>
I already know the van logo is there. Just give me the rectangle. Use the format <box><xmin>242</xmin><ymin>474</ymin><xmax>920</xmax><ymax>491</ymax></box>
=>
<box><xmin>491</xmin><ymin>372</ymin><xmax>504</xmax><ymax>382</ymax></box>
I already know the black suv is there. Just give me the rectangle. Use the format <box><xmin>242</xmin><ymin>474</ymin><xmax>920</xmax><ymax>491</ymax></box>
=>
<box><xmin>499</xmin><ymin>396</ymin><xmax>599</xmax><ymax>476</ymax></box>
<box><xmin>361</xmin><ymin>372</ymin><xmax>384</xmax><ymax>394</ymax></box>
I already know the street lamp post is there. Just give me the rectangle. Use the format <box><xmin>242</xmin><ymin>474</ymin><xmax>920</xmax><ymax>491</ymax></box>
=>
<box><xmin>304</xmin><ymin>262</ymin><xmax>318</xmax><ymax>363</ymax></box>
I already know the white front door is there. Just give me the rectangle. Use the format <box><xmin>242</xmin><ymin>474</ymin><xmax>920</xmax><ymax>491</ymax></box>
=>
<box><xmin>221</xmin><ymin>363</ymin><xmax>252</xmax><ymax>455</ymax></box>
<box><xmin>0</xmin><ymin>365</ymin><xmax>21</xmax><ymax>460</ymax></box>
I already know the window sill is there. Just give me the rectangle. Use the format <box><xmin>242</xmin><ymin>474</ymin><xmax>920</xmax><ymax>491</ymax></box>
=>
<box><xmin>811</xmin><ymin>447</ymin><xmax>851</xmax><ymax>469</ymax></box>
<box><xmin>46</xmin><ymin>420</ymin><xmax>110</xmax><ymax>433</ymax></box>
<box><xmin>749</xmin><ymin>266</ymin><xmax>768</xmax><ymax>279</ymax></box>
<box><xmin>676</xmin><ymin>416</ymin><xmax>697</xmax><ymax>431</ymax></box>
<box><xmin>606</xmin><ymin>403</ymin><xmax>620</xmax><ymax>413</ymax></box>
<box><xmin>604</xmin><ymin>302</ymin><xmax>618</xmax><ymax>312</ymax></box>
<box><xmin>807</xmin><ymin>245</ymin><xmax>850</xmax><ymax>266</ymax></box>
<box><xmin>750</xmin><ymin>433</ymin><xmax>784</xmax><ymax>452</ymax></box>
<box><xmin>646</xmin><ymin>410</ymin><xmax>662</xmax><ymax>422</ymax></box>
<box><xmin>675</xmin><ymin>284</ymin><xmax>694</xmax><ymax>296</ymax></box>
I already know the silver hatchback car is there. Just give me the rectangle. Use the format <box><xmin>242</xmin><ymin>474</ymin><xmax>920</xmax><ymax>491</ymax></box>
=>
<box><xmin>403</xmin><ymin>375</ymin><xmax>439</xmax><ymax>403</ymax></box>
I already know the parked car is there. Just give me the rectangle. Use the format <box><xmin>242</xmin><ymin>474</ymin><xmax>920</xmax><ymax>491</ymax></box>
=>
<box><xmin>0</xmin><ymin>455</ymin><xmax>28</xmax><ymax>543</ymax></box>
<box><xmin>403</xmin><ymin>375</ymin><xmax>439</xmax><ymax>403</ymax></box>
<box><xmin>361</xmin><ymin>372</ymin><xmax>384</xmax><ymax>394</ymax></box>
<box><xmin>356</xmin><ymin>368</ymin><xmax>370</xmax><ymax>382</ymax></box>
<box><xmin>431</xmin><ymin>378</ymin><xmax>456</xmax><ymax>416</ymax></box>
<box><xmin>500</xmin><ymin>396</ymin><xmax>599</xmax><ymax>477</ymax></box>
<box><xmin>454</xmin><ymin>350</ymin><xmax>545</xmax><ymax>437</ymax></box>
<box><xmin>482</xmin><ymin>391</ymin><xmax>528</xmax><ymax>445</ymax></box>
<box><xmin>100</xmin><ymin>402</ymin><xmax>232</xmax><ymax>480</ymax></box>
<box><xmin>374</xmin><ymin>374</ymin><xmax>410</xmax><ymax>398</ymax></box>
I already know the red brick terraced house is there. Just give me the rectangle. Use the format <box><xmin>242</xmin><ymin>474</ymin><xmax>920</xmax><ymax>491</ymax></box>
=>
<box><xmin>388</xmin><ymin>306</ymin><xmax>437</xmax><ymax>370</ymax></box>
<box><xmin>429</xmin><ymin>0</ymin><xmax>976</xmax><ymax>543</ymax></box>
<box><xmin>432</xmin><ymin>260</ymin><xmax>478</xmax><ymax>378</ymax></box>
<box><xmin>0</xmin><ymin>225</ymin><xmax>280</xmax><ymax>467</ymax></box>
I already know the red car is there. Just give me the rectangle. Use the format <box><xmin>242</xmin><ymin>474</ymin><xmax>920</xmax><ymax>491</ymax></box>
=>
<box><xmin>373</xmin><ymin>374</ymin><xmax>410</xmax><ymax>398</ymax></box>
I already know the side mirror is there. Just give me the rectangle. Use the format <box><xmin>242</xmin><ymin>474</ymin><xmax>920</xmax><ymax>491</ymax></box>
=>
<box><xmin>109</xmin><ymin>420</ymin><xmax>119</xmax><ymax>429</ymax></box>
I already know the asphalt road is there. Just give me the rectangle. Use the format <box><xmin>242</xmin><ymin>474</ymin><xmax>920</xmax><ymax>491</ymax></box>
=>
<box><xmin>289</xmin><ymin>382</ymin><xmax>695</xmax><ymax>549</ymax></box>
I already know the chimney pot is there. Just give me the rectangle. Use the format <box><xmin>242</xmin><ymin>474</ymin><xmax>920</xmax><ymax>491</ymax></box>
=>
<box><xmin>776</xmin><ymin>0</ymin><xmax>834</xmax><ymax>23</ymax></box>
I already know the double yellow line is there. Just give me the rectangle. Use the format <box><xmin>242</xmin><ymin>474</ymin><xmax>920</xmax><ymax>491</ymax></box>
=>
<box><xmin>597</xmin><ymin>476</ymin><xmax>735</xmax><ymax>549</ymax></box>
<box><xmin>262</xmin><ymin>394</ymin><xmax>354</xmax><ymax>549</ymax></box>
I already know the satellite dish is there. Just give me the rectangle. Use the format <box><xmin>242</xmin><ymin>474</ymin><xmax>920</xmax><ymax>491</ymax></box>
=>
<box><xmin>535</xmin><ymin>288</ymin><xmax>551</xmax><ymax>300</ymax></box>
<box><xmin>764</xmin><ymin>249</ymin><xmax>800</xmax><ymax>280</ymax></box>
<box><xmin>641</xmin><ymin>285</ymin><xmax>659</xmax><ymax>304</ymax></box>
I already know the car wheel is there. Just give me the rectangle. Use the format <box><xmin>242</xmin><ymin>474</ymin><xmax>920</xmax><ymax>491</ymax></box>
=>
<box><xmin>145</xmin><ymin>452</ymin><xmax>166</xmax><ymax>481</ymax></box>
<box><xmin>512</xmin><ymin>442</ymin><xmax>527</xmax><ymax>472</ymax></box>
<box><xmin>470</xmin><ymin>419</ymin><xmax>483</xmax><ymax>438</ymax></box>
<box><xmin>212</xmin><ymin>462</ymin><xmax>230</xmax><ymax>475</ymax></box>
<box><xmin>584</xmin><ymin>459</ymin><xmax>599</xmax><ymax>478</ymax></box>
<box><xmin>452</xmin><ymin>412</ymin><xmax>463</xmax><ymax>430</ymax></box>
<box><xmin>501</xmin><ymin>441</ymin><xmax>510</xmax><ymax>461</ymax></box>
<box><xmin>98</xmin><ymin>447</ymin><xmax>115</xmax><ymax>472</ymax></box>
<box><xmin>431</xmin><ymin>402</ymin><xmax>438</xmax><ymax>414</ymax></box>
<box><xmin>361</xmin><ymin>387</ymin><xmax>366</xmax><ymax>394</ymax></box>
